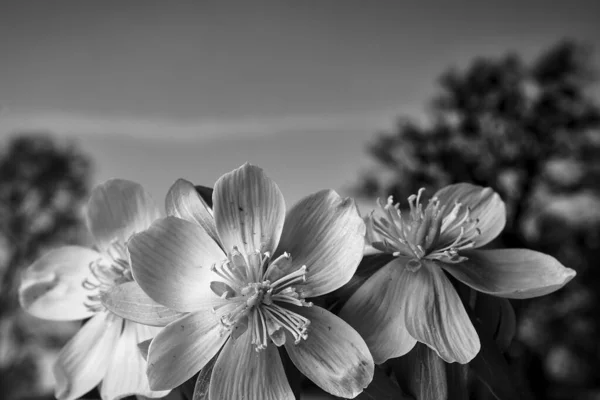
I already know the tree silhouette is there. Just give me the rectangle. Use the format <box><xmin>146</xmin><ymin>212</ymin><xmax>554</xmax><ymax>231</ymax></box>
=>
<box><xmin>0</xmin><ymin>133</ymin><xmax>93</xmax><ymax>400</ymax></box>
<box><xmin>355</xmin><ymin>40</ymin><xmax>600</xmax><ymax>399</ymax></box>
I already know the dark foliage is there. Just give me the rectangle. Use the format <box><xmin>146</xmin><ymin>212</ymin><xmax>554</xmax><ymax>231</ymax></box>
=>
<box><xmin>354</xmin><ymin>39</ymin><xmax>600</xmax><ymax>399</ymax></box>
<box><xmin>0</xmin><ymin>133</ymin><xmax>93</xmax><ymax>400</ymax></box>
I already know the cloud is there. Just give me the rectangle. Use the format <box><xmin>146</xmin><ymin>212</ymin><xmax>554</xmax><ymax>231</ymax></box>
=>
<box><xmin>0</xmin><ymin>109</ymin><xmax>398</xmax><ymax>142</ymax></box>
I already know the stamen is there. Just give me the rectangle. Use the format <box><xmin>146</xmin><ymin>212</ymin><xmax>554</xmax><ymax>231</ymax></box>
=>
<box><xmin>270</xmin><ymin>265</ymin><xmax>307</xmax><ymax>290</ymax></box>
<box><xmin>368</xmin><ymin>188</ymin><xmax>484</xmax><ymax>264</ymax></box>
<box><xmin>263</xmin><ymin>252</ymin><xmax>291</xmax><ymax>281</ymax></box>
<box><xmin>210</xmin><ymin>281</ymin><xmax>234</xmax><ymax>298</ymax></box>
<box><xmin>248</xmin><ymin>249</ymin><xmax>270</xmax><ymax>281</ymax></box>
<box><xmin>272</xmin><ymin>287</ymin><xmax>313</xmax><ymax>307</ymax></box>
<box><xmin>212</xmin><ymin>249</ymin><xmax>312</xmax><ymax>351</ymax></box>
<box><xmin>369</xmin><ymin>207</ymin><xmax>412</xmax><ymax>255</ymax></box>
<box><xmin>423</xmin><ymin>201</ymin><xmax>446</xmax><ymax>250</ymax></box>
<box><xmin>81</xmin><ymin>242</ymin><xmax>134</xmax><ymax>312</ymax></box>
<box><xmin>211</xmin><ymin>261</ymin><xmax>245</xmax><ymax>290</ymax></box>
<box><xmin>259</xmin><ymin>251</ymin><xmax>271</xmax><ymax>274</ymax></box>
<box><xmin>263</xmin><ymin>304</ymin><xmax>310</xmax><ymax>345</ymax></box>
<box><xmin>220</xmin><ymin>301</ymin><xmax>250</xmax><ymax>328</ymax></box>
<box><xmin>106</xmin><ymin>240</ymin><xmax>128</xmax><ymax>262</ymax></box>
<box><xmin>440</xmin><ymin>202</ymin><xmax>461</xmax><ymax>232</ymax></box>
<box><xmin>253</xmin><ymin>308</ymin><xmax>269</xmax><ymax>351</ymax></box>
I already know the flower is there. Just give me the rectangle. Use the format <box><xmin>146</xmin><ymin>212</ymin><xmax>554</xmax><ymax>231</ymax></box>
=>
<box><xmin>125</xmin><ymin>164</ymin><xmax>374</xmax><ymax>399</ymax></box>
<box><xmin>340</xmin><ymin>183</ymin><xmax>576</xmax><ymax>364</ymax></box>
<box><xmin>18</xmin><ymin>179</ymin><xmax>178</xmax><ymax>400</ymax></box>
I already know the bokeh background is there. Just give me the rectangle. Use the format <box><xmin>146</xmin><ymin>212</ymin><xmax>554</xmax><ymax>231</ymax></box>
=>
<box><xmin>1</xmin><ymin>1</ymin><xmax>599</xmax><ymax>399</ymax></box>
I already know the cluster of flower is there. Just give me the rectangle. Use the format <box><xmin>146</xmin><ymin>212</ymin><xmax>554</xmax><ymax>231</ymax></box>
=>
<box><xmin>18</xmin><ymin>163</ymin><xmax>575</xmax><ymax>400</ymax></box>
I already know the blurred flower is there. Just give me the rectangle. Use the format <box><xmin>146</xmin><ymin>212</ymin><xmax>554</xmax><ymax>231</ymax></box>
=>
<box><xmin>126</xmin><ymin>164</ymin><xmax>374</xmax><ymax>399</ymax></box>
<box><xmin>340</xmin><ymin>183</ymin><xmax>576</xmax><ymax>364</ymax></box>
<box><xmin>18</xmin><ymin>179</ymin><xmax>177</xmax><ymax>400</ymax></box>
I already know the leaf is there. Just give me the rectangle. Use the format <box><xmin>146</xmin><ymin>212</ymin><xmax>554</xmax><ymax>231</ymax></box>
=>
<box><xmin>450</xmin><ymin>280</ymin><xmax>528</xmax><ymax>400</ymax></box>
<box><xmin>357</xmin><ymin>365</ymin><xmax>412</xmax><ymax>400</ymax></box>
<box><xmin>473</xmin><ymin>291</ymin><xmax>516</xmax><ymax>352</ymax></box>
<box><xmin>469</xmin><ymin>313</ymin><xmax>532</xmax><ymax>400</ymax></box>
<box><xmin>494</xmin><ymin>297</ymin><xmax>516</xmax><ymax>352</ymax></box>
<box><xmin>445</xmin><ymin>362</ymin><xmax>469</xmax><ymax>400</ymax></box>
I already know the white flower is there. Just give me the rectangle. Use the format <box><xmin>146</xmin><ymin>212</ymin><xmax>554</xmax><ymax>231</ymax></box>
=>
<box><xmin>340</xmin><ymin>184</ymin><xmax>576</xmax><ymax>364</ymax></box>
<box><xmin>124</xmin><ymin>164</ymin><xmax>374</xmax><ymax>400</ymax></box>
<box><xmin>19</xmin><ymin>179</ymin><xmax>177</xmax><ymax>400</ymax></box>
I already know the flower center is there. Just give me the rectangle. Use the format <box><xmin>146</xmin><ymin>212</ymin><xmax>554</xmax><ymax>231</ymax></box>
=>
<box><xmin>210</xmin><ymin>247</ymin><xmax>312</xmax><ymax>351</ymax></box>
<box><xmin>82</xmin><ymin>241</ymin><xmax>133</xmax><ymax>312</ymax></box>
<box><xmin>368</xmin><ymin>188</ymin><xmax>481</xmax><ymax>267</ymax></box>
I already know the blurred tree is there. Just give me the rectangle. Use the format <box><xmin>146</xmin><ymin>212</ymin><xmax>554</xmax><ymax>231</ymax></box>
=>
<box><xmin>0</xmin><ymin>133</ymin><xmax>93</xmax><ymax>400</ymax></box>
<box><xmin>355</xmin><ymin>40</ymin><xmax>600</xmax><ymax>399</ymax></box>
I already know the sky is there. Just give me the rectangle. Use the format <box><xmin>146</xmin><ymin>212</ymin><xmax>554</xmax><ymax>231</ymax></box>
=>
<box><xmin>1</xmin><ymin>0</ymin><xmax>599</xmax><ymax>209</ymax></box>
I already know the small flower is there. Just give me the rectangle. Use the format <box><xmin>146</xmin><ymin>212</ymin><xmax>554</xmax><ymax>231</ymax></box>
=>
<box><xmin>19</xmin><ymin>179</ymin><xmax>177</xmax><ymax>400</ymax></box>
<box><xmin>340</xmin><ymin>183</ymin><xmax>576</xmax><ymax>364</ymax></box>
<box><xmin>127</xmin><ymin>164</ymin><xmax>374</xmax><ymax>400</ymax></box>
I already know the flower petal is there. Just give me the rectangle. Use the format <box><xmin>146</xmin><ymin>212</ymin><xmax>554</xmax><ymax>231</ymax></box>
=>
<box><xmin>54</xmin><ymin>312</ymin><xmax>122</xmax><ymax>400</ymax></box>
<box><xmin>403</xmin><ymin>263</ymin><xmax>480</xmax><ymax>364</ymax></box>
<box><xmin>129</xmin><ymin>217</ymin><xmax>226</xmax><ymax>312</ymax></box>
<box><xmin>213</xmin><ymin>163</ymin><xmax>286</xmax><ymax>256</ymax></box>
<box><xmin>276</xmin><ymin>190</ymin><xmax>366</xmax><ymax>297</ymax></box>
<box><xmin>443</xmin><ymin>249</ymin><xmax>576</xmax><ymax>299</ymax></box>
<box><xmin>19</xmin><ymin>246</ymin><xmax>100</xmax><ymax>321</ymax></box>
<box><xmin>101</xmin><ymin>281</ymin><xmax>185</xmax><ymax>326</ymax></box>
<box><xmin>147</xmin><ymin>310</ymin><xmax>228</xmax><ymax>391</ymax></box>
<box><xmin>101</xmin><ymin>321</ymin><xmax>169</xmax><ymax>400</ymax></box>
<box><xmin>87</xmin><ymin>179</ymin><xmax>161</xmax><ymax>251</ymax></box>
<box><xmin>209</xmin><ymin>330</ymin><xmax>294</xmax><ymax>400</ymax></box>
<box><xmin>434</xmin><ymin>183</ymin><xmax>506</xmax><ymax>248</ymax></box>
<box><xmin>339</xmin><ymin>259</ymin><xmax>417</xmax><ymax>364</ymax></box>
<box><xmin>284</xmin><ymin>305</ymin><xmax>374</xmax><ymax>398</ymax></box>
<box><xmin>165</xmin><ymin>179</ymin><xmax>219</xmax><ymax>244</ymax></box>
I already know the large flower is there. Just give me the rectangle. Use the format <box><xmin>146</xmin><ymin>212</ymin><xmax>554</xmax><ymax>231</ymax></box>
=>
<box><xmin>125</xmin><ymin>164</ymin><xmax>374</xmax><ymax>400</ymax></box>
<box><xmin>19</xmin><ymin>179</ymin><xmax>179</xmax><ymax>400</ymax></box>
<box><xmin>340</xmin><ymin>184</ymin><xmax>576</xmax><ymax>364</ymax></box>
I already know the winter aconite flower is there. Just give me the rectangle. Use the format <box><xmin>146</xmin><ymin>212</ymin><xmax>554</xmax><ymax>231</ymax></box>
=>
<box><xmin>124</xmin><ymin>164</ymin><xmax>374</xmax><ymax>400</ymax></box>
<box><xmin>18</xmin><ymin>180</ymin><xmax>178</xmax><ymax>400</ymax></box>
<box><xmin>340</xmin><ymin>183</ymin><xmax>576</xmax><ymax>364</ymax></box>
